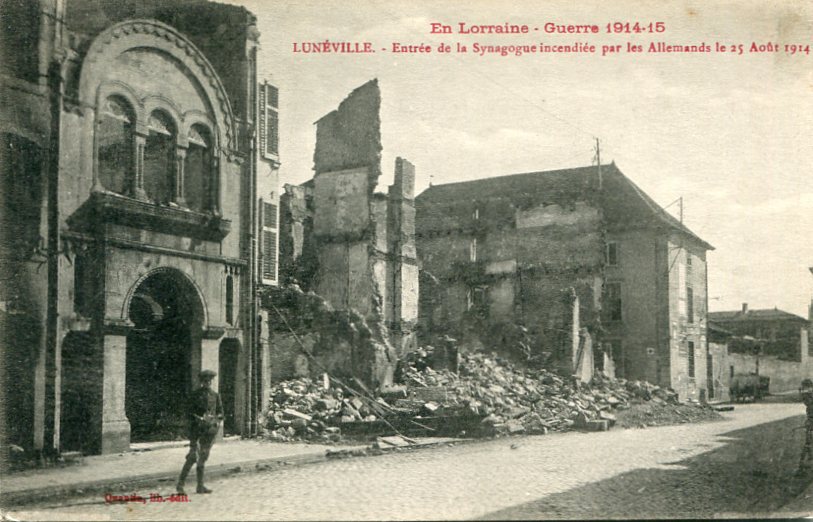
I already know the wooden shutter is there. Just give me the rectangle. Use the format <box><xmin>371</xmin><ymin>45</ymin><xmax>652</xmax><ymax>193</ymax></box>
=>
<box><xmin>258</xmin><ymin>82</ymin><xmax>279</xmax><ymax>160</ymax></box>
<box><xmin>259</xmin><ymin>198</ymin><xmax>278</xmax><ymax>285</ymax></box>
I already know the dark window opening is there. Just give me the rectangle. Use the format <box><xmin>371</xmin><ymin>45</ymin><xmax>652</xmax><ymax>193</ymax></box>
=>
<box><xmin>73</xmin><ymin>252</ymin><xmax>92</xmax><ymax>317</ymax></box>
<box><xmin>98</xmin><ymin>97</ymin><xmax>134</xmax><ymax>196</ymax></box>
<box><xmin>603</xmin><ymin>282</ymin><xmax>622</xmax><ymax>322</ymax></box>
<box><xmin>606</xmin><ymin>241</ymin><xmax>619</xmax><ymax>266</ymax></box>
<box><xmin>688</xmin><ymin>341</ymin><xmax>695</xmax><ymax>378</ymax></box>
<box><xmin>225</xmin><ymin>275</ymin><xmax>234</xmax><ymax>325</ymax></box>
<box><xmin>184</xmin><ymin>125</ymin><xmax>212</xmax><ymax>212</ymax></box>
<box><xmin>143</xmin><ymin>111</ymin><xmax>175</xmax><ymax>204</ymax></box>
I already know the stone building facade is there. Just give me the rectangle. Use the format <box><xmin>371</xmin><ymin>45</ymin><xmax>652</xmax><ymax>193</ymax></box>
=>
<box><xmin>0</xmin><ymin>0</ymin><xmax>279</xmax><ymax>460</ymax></box>
<box><xmin>416</xmin><ymin>163</ymin><xmax>713</xmax><ymax>400</ymax></box>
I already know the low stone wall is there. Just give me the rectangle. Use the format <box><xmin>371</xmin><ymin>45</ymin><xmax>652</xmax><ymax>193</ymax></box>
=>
<box><xmin>728</xmin><ymin>352</ymin><xmax>812</xmax><ymax>393</ymax></box>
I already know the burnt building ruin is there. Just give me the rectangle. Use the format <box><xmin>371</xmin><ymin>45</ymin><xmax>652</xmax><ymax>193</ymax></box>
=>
<box><xmin>416</xmin><ymin>163</ymin><xmax>713</xmax><ymax>400</ymax></box>
<box><xmin>271</xmin><ymin>81</ymin><xmax>419</xmax><ymax>388</ymax></box>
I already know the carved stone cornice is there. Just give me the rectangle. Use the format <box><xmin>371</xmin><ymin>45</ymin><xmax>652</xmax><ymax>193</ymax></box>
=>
<box><xmin>67</xmin><ymin>191</ymin><xmax>231</xmax><ymax>241</ymax></box>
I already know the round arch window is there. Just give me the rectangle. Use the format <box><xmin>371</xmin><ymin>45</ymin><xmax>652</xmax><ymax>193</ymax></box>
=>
<box><xmin>97</xmin><ymin>96</ymin><xmax>134</xmax><ymax>196</ymax></box>
<box><xmin>184</xmin><ymin>124</ymin><xmax>213</xmax><ymax>212</ymax></box>
<box><xmin>144</xmin><ymin>111</ymin><xmax>176</xmax><ymax>204</ymax></box>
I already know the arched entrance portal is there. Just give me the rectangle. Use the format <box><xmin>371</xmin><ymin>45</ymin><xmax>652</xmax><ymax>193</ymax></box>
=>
<box><xmin>126</xmin><ymin>269</ymin><xmax>203</xmax><ymax>441</ymax></box>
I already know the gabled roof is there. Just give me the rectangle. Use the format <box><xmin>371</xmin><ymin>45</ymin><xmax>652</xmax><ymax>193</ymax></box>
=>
<box><xmin>709</xmin><ymin>309</ymin><xmax>809</xmax><ymax>323</ymax></box>
<box><xmin>417</xmin><ymin>163</ymin><xmax>713</xmax><ymax>250</ymax></box>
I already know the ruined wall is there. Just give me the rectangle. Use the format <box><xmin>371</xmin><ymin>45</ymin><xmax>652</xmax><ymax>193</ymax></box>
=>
<box><xmin>416</xmin><ymin>192</ymin><xmax>604</xmax><ymax>367</ymax></box>
<box><xmin>386</xmin><ymin>158</ymin><xmax>419</xmax><ymax>354</ymax></box>
<box><xmin>272</xmin><ymin>81</ymin><xmax>418</xmax><ymax>387</ymax></box>
<box><xmin>263</xmin><ymin>286</ymin><xmax>395</xmax><ymax>389</ymax></box>
<box><xmin>313</xmin><ymin>79</ymin><xmax>382</xmax><ymax>184</ymax></box>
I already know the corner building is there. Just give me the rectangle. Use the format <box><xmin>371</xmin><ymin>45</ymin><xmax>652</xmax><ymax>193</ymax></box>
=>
<box><xmin>0</xmin><ymin>0</ymin><xmax>280</xmax><ymax>459</ymax></box>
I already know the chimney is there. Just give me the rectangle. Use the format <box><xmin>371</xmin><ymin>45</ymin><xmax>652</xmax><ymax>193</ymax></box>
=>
<box><xmin>742</xmin><ymin>303</ymin><xmax>748</xmax><ymax>314</ymax></box>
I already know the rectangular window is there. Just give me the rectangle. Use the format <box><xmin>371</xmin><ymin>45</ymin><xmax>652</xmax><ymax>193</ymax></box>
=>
<box><xmin>604</xmin><ymin>282</ymin><xmax>622</xmax><ymax>322</ymax></box>
<box><xmin>467</xmin><ymin>286</ymin><xmax>487</xmax><ymax>314</ymax></box>
<box><xmin>469</xmin><ymin>237</ymin><xmax>477</xmax><ymax>262</ymax></box>
<box><xmin>606</xmin><ymin>241</ymin><xmax>619</xmax><ymax>266</ymax></box>
<box><xmin>259</xmin><ymin>198</ymin><xmax>278</xmax><ymax>285</ymax></box>
<box><xmin>688</xmin><ymin>341</ymin><xmax>695</xmax><ymax>378</ymax></box>
<box><xmin>686</xmin><ymin>286</ymin><xmax>694</xmax><ymax>323</ymax></box>
<box><xmin>258</xmin><ymin>82</ymin><xmax>279</xmax><ymax>159</ymax></box>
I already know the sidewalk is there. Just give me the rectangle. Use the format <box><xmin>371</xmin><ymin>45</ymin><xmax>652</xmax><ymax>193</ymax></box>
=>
<box><xmin>0</xmin><ymin>436</ymin><xmax>458</xmax><ymax>507</ymax></box>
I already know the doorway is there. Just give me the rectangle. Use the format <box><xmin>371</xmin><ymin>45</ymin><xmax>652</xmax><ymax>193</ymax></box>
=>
<box><xmin>126</xmin><ymin>269</ymin><xmax>202</xmax><ymax>442</ymax></box>
<box><xmin>219</xmin><ymin>339</ymin><xmax>239</xmax><ymax>435</ymax></box>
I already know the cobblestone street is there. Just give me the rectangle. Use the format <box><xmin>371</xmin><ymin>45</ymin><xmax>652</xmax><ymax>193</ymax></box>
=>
<box><xmin>9</xmin><ymin>403</ymin><xmax>812</xmax><ymax>520</ymax></box>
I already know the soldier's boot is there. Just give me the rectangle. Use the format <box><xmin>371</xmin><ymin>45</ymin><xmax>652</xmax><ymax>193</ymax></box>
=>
<box><xmin>176</xmin><ymin>459</ymin><xmax>195</xmax><ymax>494</ymax></box>
<box><xmin>196</xmin><ymin>465</ymin><xmax>212</xmax><ymax>494</ymax></box>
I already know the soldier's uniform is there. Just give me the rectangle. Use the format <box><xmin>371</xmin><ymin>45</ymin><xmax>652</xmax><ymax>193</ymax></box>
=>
<box><xmin>177</xmin><ymin>370</ymin><xmax>223</xmax><ymax>494</ymax></box>
<box><xmin>799</xmin><ymin>379</ymin><xmax>813</xmax><ymax>474</ymax></box>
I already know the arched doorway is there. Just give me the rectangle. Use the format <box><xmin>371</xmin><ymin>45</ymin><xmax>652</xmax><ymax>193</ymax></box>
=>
<box><xmin>126</xmin><ymin>269</ymin><xmax>203</xmax><ymax>441</ymax></box>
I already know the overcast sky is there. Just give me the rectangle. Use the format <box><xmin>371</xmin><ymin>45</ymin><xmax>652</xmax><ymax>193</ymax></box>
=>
<box><xmin>229</xmin><ymin>0</ymin><xmax>812</xmax><ymax>318</ymax></box>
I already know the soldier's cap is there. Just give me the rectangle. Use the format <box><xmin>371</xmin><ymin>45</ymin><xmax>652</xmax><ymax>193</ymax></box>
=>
<box><xmin>199</xmin><ymin>369</ymin><xmax>217</xmax><ymax>380</ymax></box>
<box><xmin>802</xmin><ymin>378</ymin><xmax>813</xmax><ymax>388</ymax></box>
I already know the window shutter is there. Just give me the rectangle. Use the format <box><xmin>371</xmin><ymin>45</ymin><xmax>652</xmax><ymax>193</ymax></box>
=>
<box><xmin>259</xmin><ymin>198</ymin><xmax>278</xmax><ymax>285</ymax></box>
<box><xmin>258</xmin><ymin>82</ymin><xmax>279</xmax><ymax>160</ymax></box>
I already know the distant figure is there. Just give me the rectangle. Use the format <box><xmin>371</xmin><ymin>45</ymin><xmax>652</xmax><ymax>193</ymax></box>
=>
<box><xmin>798</xmin><ymin>378</ymin><xmax>813</xmax><ymax>475</ymax></box>
<box><xmin>177</xmin><ymin>369</ymin><xmax>223</xmax><ymax>494</ymax></box>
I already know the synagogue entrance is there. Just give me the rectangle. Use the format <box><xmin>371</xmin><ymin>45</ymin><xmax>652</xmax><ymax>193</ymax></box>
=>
<box><xmin>126</xmin><ymin>269</ymin><xmax>203</xmax><ymax>442</ymax></box>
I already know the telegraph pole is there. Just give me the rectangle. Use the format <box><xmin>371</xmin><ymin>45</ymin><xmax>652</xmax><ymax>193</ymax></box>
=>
<box><xmin>595</xmin><ymin>138</ymin><xmax>602</xmax><ymax>190</ymax></box>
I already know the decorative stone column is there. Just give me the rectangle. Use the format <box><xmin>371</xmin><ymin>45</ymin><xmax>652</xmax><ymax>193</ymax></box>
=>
<box><xmin>133</xmin><ymin>133</ymin><xmax>148</xmax><ymax>201</ymax></box>
<box><xmin>101</xmin><ymin>321</ymin><xmax>132</xmax><ymax>454</ymax></box>
<box><xmin>174</xmin><ymin>147</ymin><xmax>187</xmax><ymax>207</ymax></box>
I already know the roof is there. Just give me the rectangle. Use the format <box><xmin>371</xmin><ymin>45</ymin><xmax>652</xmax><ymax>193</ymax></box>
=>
<box><xmin>417</xmin><ymin>163</ymin><xmax>713</xmax><ymax>250</ymax></box>
<box><xmin>418</xmin><ymin>166</ymin><xmax>590</xmax><ymax>205</ymax></box>
<box><xmin>707</xmin><ymin>321</ymin><xmax>734</xmax><ymax>336</ymax></box>
<box><xmin>709</xmin><ymin>309</ymin><xmax>809</xmax><ymax>323</ymax></box>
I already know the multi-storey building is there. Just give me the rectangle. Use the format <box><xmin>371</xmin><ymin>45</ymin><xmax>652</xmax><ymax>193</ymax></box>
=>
<box><xmin>416</xmin><ymin>163</ymin><xmax>713</xmax><ymax>400</ymax></box>
<box><xmin>0</xmin><ymin>0</ymin><xmax>279</xmax><ymax>460</ymax></box>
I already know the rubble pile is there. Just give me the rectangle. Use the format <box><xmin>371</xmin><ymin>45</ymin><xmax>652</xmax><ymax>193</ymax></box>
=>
<box><xmin>400</xmin><ymin>352</ymin><xmax>711</xmax><ymax>435</ymax></box>
<box><xmin>261</xmin><ymin>377</ymin><xmax>380</xmax><ymax>443</ymax></box>
<box><xmin>261</xmin><ymin>351</ymin><xmax>719</xmax><ymax>443</ymax></box>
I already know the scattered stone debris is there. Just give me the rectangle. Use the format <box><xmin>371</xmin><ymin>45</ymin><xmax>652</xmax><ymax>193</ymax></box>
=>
<box><xmin>262</xmin><ymin>351</ymin><xmax>719</xmax><ymax>444</ymax></box>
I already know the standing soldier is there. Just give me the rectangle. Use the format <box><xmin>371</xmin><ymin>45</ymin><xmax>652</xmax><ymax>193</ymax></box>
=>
<box><xmin>798</xmin><ymin>378</ymin><xmax>813</xmax><ymax>475</ymax></box>
<box><xmin>177</xmin><ymin>369</ymin><xmax>223</xmax><ymax>494</ymax></box>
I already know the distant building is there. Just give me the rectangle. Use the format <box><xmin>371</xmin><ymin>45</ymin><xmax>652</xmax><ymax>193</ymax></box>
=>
<box><xmin>708</xmin><ymin>305</ymin><xmax>811</xmax><ymax>394</ymax></box>
<box><xmin>709</xmin><ymin>304</ymin><xmax>810</xmax><ymax>361</ymax></box>
<box><xmin>1</xmin><ymin>0</ymin><xmax>279</xmax><ymax>460</ymax></box>
<box><xmin>416</xmin><ymin>163</ymin><xmax>713</xmax><ymax>400</ymax></box>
